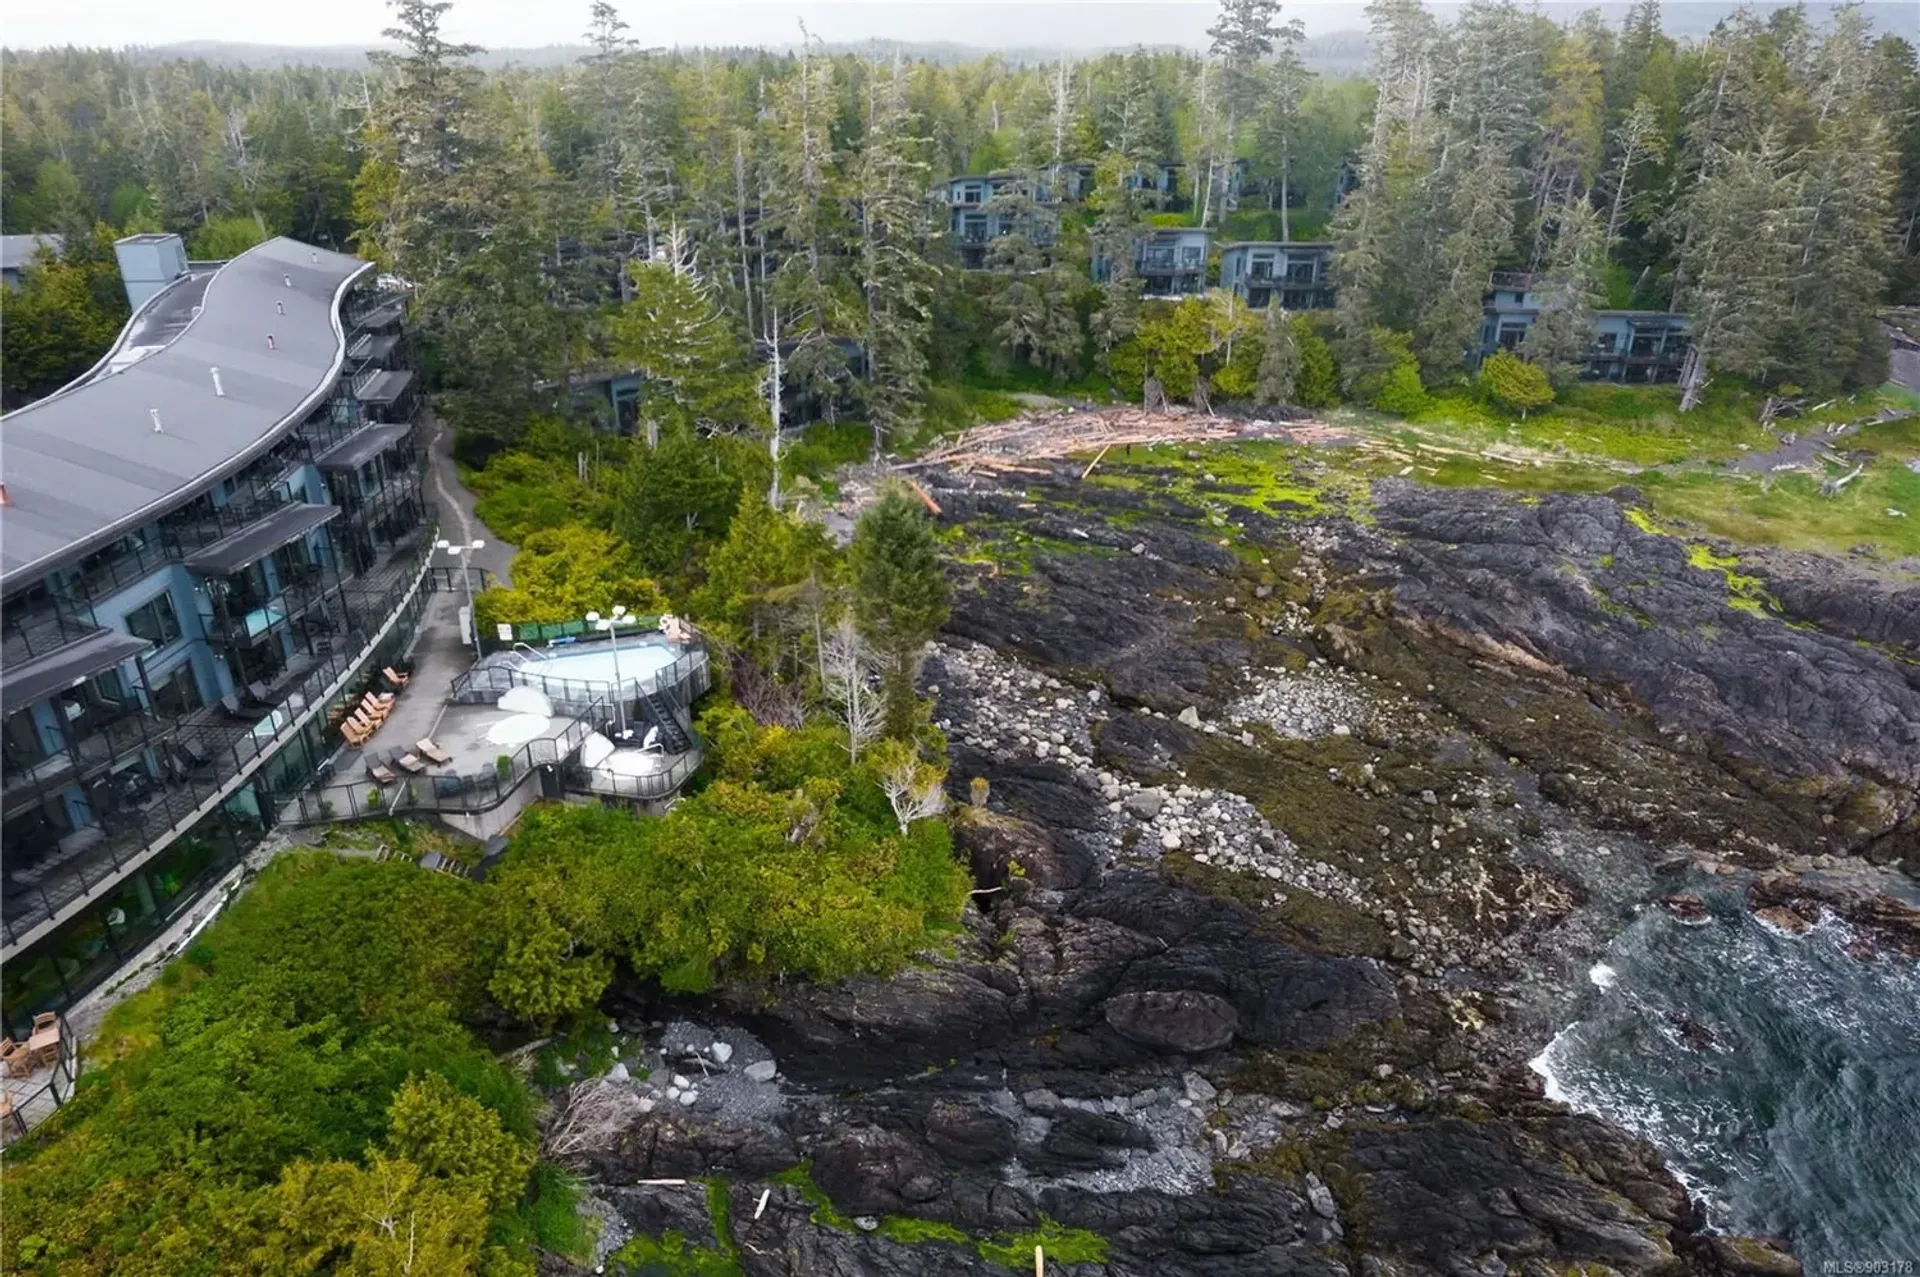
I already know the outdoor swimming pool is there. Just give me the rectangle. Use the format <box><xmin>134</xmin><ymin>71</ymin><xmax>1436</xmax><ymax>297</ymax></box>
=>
<box><xmin>525</xmin><ymin>640</ymin><xmax>680</xmax><ymax>691</ymax></box>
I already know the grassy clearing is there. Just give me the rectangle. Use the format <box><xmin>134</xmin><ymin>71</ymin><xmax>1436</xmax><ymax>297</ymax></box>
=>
<box><xmin>1632</xmin><ymin>465</ymin><xmax>1920</xmax><ymax>558</ymax></box>
<box><xmin>1400</xmin><ymin>382</ymin><xmax>1904</xmax><ymax>468</ymax></box>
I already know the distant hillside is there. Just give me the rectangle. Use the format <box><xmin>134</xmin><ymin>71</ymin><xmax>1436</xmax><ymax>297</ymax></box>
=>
<box><xmin>92</xmin><ymin>1</ymin><xmax>1919</xmax><ymax>71</ymax></box>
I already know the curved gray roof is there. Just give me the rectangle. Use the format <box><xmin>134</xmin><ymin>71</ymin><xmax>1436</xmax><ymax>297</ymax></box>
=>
<box><xmin>0</xmin><ymin>237</ymin><xmax>372</xmax><ymax>589</ymax></box>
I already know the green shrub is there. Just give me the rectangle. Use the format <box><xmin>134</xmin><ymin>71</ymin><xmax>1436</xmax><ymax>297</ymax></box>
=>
<box><xmin>1292</xmin><ymin>317</ymin><xmax>1341</xmax><ymax>409</ymax></box>
<box><xmin>1479</xmin><ymin>350</ymin><xmax>1555</xmax><ymax>418</ymax></box>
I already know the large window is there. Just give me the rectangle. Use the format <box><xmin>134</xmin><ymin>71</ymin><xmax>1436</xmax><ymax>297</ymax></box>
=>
<box><xmin>149</xmin><ymin>662</ymin><xmax>203</xmax><ymax>718</ymax></box>
<box><xmin>125</xmin><ymin>591</ymin><xmax>181</xmax><ymax>646</ymax></box>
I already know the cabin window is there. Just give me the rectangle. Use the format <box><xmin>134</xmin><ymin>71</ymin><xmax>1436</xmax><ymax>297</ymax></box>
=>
<box><xmin>1497</xmin><ymin>323</ymin><xmax>1528</xmax><ymax>351</ymax></box>
<box><xmin>1181</xmin><ymin>246</ymin><xmax>1203</xmax><ymax>266</ymax></box>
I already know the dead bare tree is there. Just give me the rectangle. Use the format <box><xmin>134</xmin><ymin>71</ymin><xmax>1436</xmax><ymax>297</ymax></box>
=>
<box><xmin>820</xmin><ymin>616</ymin><xmax>883</xmax><ymax>763</ymax></box>
<box><xmin>877</xmin><ymin>747</ymin><xmax>949</xmax><ymax>835</ymax></box>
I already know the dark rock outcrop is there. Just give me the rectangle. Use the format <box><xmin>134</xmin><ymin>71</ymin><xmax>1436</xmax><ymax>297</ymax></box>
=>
<box><xmin>1101</xmin><ymin>990</ymin><xmax>1240</xmax><ymax>1052</ymax></box>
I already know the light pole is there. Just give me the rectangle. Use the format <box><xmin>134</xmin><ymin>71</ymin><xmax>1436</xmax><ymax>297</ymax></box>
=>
<box><xmin>586</xmin><ymin>605</ymin><xmax>630</xmax><ymax>739</ymax></box>
<box><xmin>437</xmin><ymin>538</ymin><xmax>485</xmax><ymax>660</ymax></box>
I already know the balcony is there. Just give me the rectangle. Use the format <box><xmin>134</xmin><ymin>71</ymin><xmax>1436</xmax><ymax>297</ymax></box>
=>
<box><xmin>2</xmin><ymin>703</ymin><xmax>179</xmax><ymax>817</ymax></box>
<box><xmin>1</xmin><ymin>535</ymin><xmax>439</xmax><ymax>958</ymax></box>
<box><xmin>0</xmin><ymin>596</ymin><xmax>101</xmax><ymax>670</ymax></box>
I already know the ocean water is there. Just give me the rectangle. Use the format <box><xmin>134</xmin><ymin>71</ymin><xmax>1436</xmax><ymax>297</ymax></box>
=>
<box><xmin>1531</xmin><ymin>881</ymin><xmax>1920</xmax><ymax>1266</ymax></box>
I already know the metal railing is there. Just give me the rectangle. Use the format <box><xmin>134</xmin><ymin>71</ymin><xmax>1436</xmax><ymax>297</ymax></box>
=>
<box><xmin>448</xmin><ymin>645</ymin><xmax>711</xmax><ymax>715</ymax></box>
<box><xmin>566</xmin><ymin>743</ymin><xmax>704</xmax><ymax>803</ymax></box>
<box><xmin>0</xmin><ymin>532</ymin><xmax>440</xmax><ymax>951</ymax></box>
<box><xmin>0</xmin><ymin>1018</ymin><xmax>80</xmax><ymax>1146</ymax></box>
<box><xmin>281</xmin><ymin>693</ymin><xmax>610</xmax><ymax>824</ymax></box>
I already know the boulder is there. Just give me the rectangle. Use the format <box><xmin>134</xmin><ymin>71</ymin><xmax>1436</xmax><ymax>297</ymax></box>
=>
<box><xmin>953</xmin><ymin>811</ymin><xmax>1095</xmax><ymax>894</ymax></box>
<box><xmin>812</xmin><ymin>1126</ymin><xmax>947</xmax><ymax>1217</ymax></box>
<box><xmin>924</xmin><ymin>1100</ymin><xmax>1016</xmax><ymax>1166</ymax></box>
<box><xmin>1102</xmin><ymin>990</ymin><xmax>1240</xmax><ymax>1053</ymax></box>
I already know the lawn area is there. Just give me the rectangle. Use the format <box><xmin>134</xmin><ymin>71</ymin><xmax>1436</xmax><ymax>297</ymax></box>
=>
<box><xmin>1400</xmin><ymin>381</ymin><xmax>1903</xmax><ymax>468</ymax></box>
<box><xmin>1631</xmin><ymin>451</ymin><xmax>1920</xmax><ymax>559</ymax></box>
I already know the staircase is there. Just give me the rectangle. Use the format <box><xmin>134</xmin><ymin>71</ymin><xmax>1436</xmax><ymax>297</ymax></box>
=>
<box><xmin>638</xmin><ymin>689</ymin><xmax>694</xmax><ymax>753</ymax></box>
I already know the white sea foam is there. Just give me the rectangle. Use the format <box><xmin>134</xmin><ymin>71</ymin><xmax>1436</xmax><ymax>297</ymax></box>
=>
<box><xmin>1589</xmin><ymin>962</ymin><xmax>1618</xmax><ymax>990</ymax></box>
<box><xmin>1528</xmin><ymin>1026</ymin><xmax>1576</xmax><ymax>1103</ymax></box>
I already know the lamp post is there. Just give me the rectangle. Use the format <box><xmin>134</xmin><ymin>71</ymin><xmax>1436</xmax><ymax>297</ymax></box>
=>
<box><xmin>586</xmin><ymin>605</ymin><xmax>630</xmax><ymax>739</ymax></box>
<box><xmin>436</xmin><ymin>538</ymin><xmax>485</xmax><ymax>659</ymax></box>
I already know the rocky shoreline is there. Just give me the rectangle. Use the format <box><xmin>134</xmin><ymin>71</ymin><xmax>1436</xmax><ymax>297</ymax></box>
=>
<box><xmin>542</xmin><ymin>457</ymin><xmax>1917</xmax><ymax>1276</ymax></box>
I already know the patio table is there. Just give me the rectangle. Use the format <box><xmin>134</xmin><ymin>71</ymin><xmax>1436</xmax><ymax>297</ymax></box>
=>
<box><xmin>26</xmin><ymin>1024</ymin><xmax>59</xmax><ymax>1065</ymax></box>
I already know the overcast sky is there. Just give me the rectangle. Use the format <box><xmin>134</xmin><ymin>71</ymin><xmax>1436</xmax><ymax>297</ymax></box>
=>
<box><xmin>5</xmin><ymin>0</ymin><xmax>1244</xmax><ymax>52</ymax></box>
<box><xmin>4</xmin><ymin>0</ymin><xmax>1911</xmax><ymax>52</ymax></box>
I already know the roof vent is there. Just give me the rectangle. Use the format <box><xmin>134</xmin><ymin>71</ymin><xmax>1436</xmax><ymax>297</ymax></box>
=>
<box><xmin>0</xmin><ymin>484</ymin><xmax>11</xmax><ymax>508</ymax></box>
<box><xmin>310</xmin><ymin>251</ymin><xmax>319</xmax><ymax>264</ymax></box>
<box><xmin>283</xmin><ymin>273</ymin><xmax>292</xmax><ymax>287</ymax></box>
<box><xmin>266</xmin><ymin>334</ymin><xmax>277</xmax><ymax>350</ymax></box>
<box><xmin>276</xmin><ymin>300</ymin><xmax>285</xmax><ymax>315</ymax></box>
<box><xmin>150</xmin><ymin>408</ymin><xmax>164</xmax><ymax>433</ymax></box>
<box><xmin>210</xmin><ymin>366</ymin><xmax>225</xmax><ymax>397</ymax></box>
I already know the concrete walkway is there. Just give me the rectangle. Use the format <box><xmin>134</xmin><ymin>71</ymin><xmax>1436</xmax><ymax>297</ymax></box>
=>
<box><xmin>426</xmin><ymin>411</ymin><xmax>518</xmax><ymax>587</ymax></box>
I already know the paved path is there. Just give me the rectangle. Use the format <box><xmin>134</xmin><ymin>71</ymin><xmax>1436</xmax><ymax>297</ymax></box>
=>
<box><xmin>1887</xmin><ymin>324</ymin><xmax>1920</xmax><ymax>394</ymax></box>
<box><xmin>426</xmin><ymin>411</ymin><xmax>518</xmax><ymax>588</ymax></box>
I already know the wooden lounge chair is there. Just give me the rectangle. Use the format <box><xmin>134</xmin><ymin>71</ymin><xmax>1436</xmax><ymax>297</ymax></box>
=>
<box><xmin>392</xmin><ymin>750</ymin><xmax>428</xmax><ymax>775</ymax></box>
<box><xmin>383</xmin><ymin>665</ymin><xmax>411</xmax><ymax>688</ymax></box>
<box><xmin>416</xmin><ymin>738</ymin><xmax>453</xmax><ymax>765</ymax></box>
<box><xmin>356</xmin><ymin>697</ymin><xmax>390</xmax><ymax>723</ymax></box>
<box><xmin>366</xmin><ymin>759</ymin><xmax>399</xmax><ymax>784</ymax></box>
<box><xmin>341</xmin><ymin>718</ymin><xmax>373</xmax><ymax>747</ymax></box>
<box><xmin>345</xmin><ymin>708</ymin><xmax>380</xmax><ymax>735</ymax></box>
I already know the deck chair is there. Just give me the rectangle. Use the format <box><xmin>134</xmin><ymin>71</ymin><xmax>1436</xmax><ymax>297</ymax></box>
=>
<box><xmin>341</xmin><ymin>718</ymin><xmax>373</xmax><ymax>747</ymax></box>
<box><xmin>345</xmin><ymin>708</ymin><xmax>380</xmax><ymax>734</ymax></box>
<box><xmin>356</xmin><ymin>696</ymin><xmax>390</xmax><ymax>723</ymax></box>
<box><xmin>366</xmin><ymin>758</ymin><xmax>399</xmax><ymax>784</ymax></box>
<box><xmin>415</xmin><ymin>738</ymin><xmax>454</xmax><ymax>765</ymax></box>
<box><xmin>220</xmin><ymin>691</ymin><xmax>260</xmax><ymax>721</ymax></box>
<box><xmin>392</xmin><ymin>749</ymin><xmax>428</xmax><ymax>775</ymax></box>
<box><xmin>244</xmin><ymin>681</ymin><xmax>275</xmax><ymax>708</ymax></box>
<box><xmin>383</xmin><ymin>665</ymin><xmax>411</xmax><ymax>688</ymax></box>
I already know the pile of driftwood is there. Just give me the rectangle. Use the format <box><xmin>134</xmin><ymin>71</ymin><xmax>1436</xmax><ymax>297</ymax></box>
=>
<box><xmin>901</xmin><ymin>406</ymin><xmax>1349</xmax><ymax>477</ymax></box>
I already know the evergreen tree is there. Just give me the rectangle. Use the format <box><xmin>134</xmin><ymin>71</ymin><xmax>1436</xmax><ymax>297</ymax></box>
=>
<box><xmin>1292</xmin><ymin>317</ymin><xmax>1341</xmax><ymax>407</ymax></box>
<box><xmin>1255</xmin><ymin>35</ymin><xmax>1314</xmax><ymax>240</ymax></box>
<box><xmin>849</xmin><ymin>487</ymin><xmax>950</xmax><ymax>739</ymax></box>
<box><xmin>1670</xmin><ymin>128</ymin><xmax>1800</xmax><ymax>406</ymax></box>
<box><xmin>1089</xmin><ymin>153</ymin><xmax>1147</xmax><ymax>367</ymax></box>
<box><xmin>1207</xmin><ymin>0</ymin><xmax>1292</xmax><ymax>224</ymax></box>
<box><xmin>606</xmin><ymin>260</ymin><xmax>765</xmax><ymax>442</ymax></box>
<box><xmin>1522</xmin><ymin>199</ymin><xmax>1605</xmax><ymax>385</ymax></box>
<box><xmin>1255</xmin><ymin>304</ymin><xmax>1301</xmax><ymax>405</ymax></box>
<box><xmin>1602</xmin><ymin>96</ymin><xmax>1667</xmax><ymax>243</ymax></box>
<box><xmin>854</xmin><ymin>55</ymin><xmax>935</xmax><ymax>459</ymax></box>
